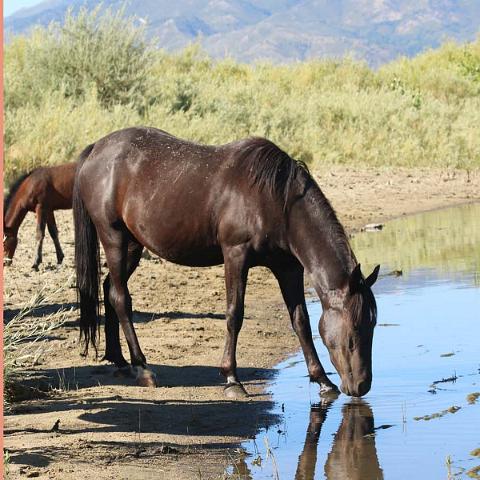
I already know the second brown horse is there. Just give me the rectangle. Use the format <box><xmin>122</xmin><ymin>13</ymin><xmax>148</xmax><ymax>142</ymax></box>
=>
<box><xmin>4</xmin><ymin>163</ymin><xmax>75</xmax><ymax>270</ymax></box>
<box><xmin>74</xmin><ymin>127</ymin><xmax>379</xmax><ymax>398</ymax></box>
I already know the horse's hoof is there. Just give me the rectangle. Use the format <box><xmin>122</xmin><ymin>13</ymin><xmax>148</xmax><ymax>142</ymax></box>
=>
<box><xmin>224</xmin><ymin>382</ymin><xmax>248</xmax><ymax>399</ymax></box>
<box><xmin>319</xmin><ymin>381</ymin><xmax>340</xmax><ymax>397</ymax></box>
<box><xmin>4</xmin><ymin>258</ymin><xmax>12</xmax><ymax>267</ymax></box>
<box><xmin>319</xmin><ymin>396</ymin><xmax>336</xmax><ymax>408</ymax></box>
<box><xmin>32</xmin><ymin>264</ymin><xmax>39</xmax><ymax>271</ymax></box>
<box><xmin>136</xmin><ymin>367</ymin><xmax>157</xmax><ymax>388</ymax></box>
<box><xmin>113</xmin><ymin>366</ymin><xmax>134</xmax><ymax>378</ymax></box>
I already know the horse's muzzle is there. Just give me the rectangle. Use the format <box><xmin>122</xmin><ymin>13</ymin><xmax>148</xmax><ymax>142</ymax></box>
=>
<box><xmin>340</xmin><ymin>379</ymin><xmax>371</xmax><ymax>397</ymax></box>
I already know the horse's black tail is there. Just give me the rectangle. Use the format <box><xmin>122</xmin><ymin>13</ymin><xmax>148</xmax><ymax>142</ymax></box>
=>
<box><xmin>73</xmin><ymin>143</ymin><xmax>99</xmax><ymax>357</ymax></box>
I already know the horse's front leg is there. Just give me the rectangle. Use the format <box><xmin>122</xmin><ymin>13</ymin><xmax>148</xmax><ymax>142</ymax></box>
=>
<box><xmin>295</xmin><ymin>400</ymin><xmax>334</xmax><ymax>480</ymax></box>
<box><xmin>32</xmin><ymin>205</ymin><xmax>47</xmax><ymax>270</ymax></box>
<box><xmin>221</xmin><ymin>244</ymin><xmax>249</xmax><ymax>399</ymax></box>
<box><xmin>272</xmin><ymin>265</ymin><xmax>339</xmax><ymax>395</ymax></box>
<box><xmin>46</xmin><ymin>211</ymin><xmax>64</xmax><ymax>264</ymax></box>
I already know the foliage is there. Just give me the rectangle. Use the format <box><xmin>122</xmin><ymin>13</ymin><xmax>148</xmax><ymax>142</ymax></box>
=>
<box><xmin>4</xmin><ymin>9</ymin><xmax>480</xmax><ymax>184</ymax></box>
<box><xmin>4</xmin><ymin>449</ymin><xmax>10</xmax><ymax>478</ymax></box>
<box><xmin>5</xmin><ymin>5</ymin><xmax>153</xmax><ymax>111</ymax></box>
<box><xmin>3</xmin><ymin>288</ymin><xmax>71</xmax><ymax>409</ymax></box>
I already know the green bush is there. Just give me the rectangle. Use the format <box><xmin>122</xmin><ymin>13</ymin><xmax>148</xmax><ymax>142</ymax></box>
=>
<box><xmin>4</xmin><ymin>8</ymin><xmax>480</xmax><ymax>184</ymax></box>
<box><xmin>5</xmin><ymin>5</ymin><xmax>153</xmax><ymax>111</ymax></box>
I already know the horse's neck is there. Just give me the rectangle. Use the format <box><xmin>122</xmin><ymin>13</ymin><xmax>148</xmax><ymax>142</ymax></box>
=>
<box><xmin>4</xmin><ymin>197</ymin><xmax>27</xmax><ymax>234</ymax></box>
<box><xmin>288</xmin><ymin>186</ymin><xmax>355</xmax><ymax>298</ymax></box>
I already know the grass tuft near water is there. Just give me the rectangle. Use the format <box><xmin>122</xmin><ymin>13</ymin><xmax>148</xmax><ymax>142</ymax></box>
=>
<box><xmin>413</xmin><ymin>406</ymin><xmax>461</xmax><ymax>421</ymax></box>
<box><xmin>467</xmin><ymin>392</ymin><xmax>480</xmax><ymax>405</ymax></box>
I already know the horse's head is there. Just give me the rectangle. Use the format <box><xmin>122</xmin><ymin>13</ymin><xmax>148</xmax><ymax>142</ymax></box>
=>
<box><xmin>319</xmin><ymin>264</ymin><xmax>380</xmax><ymax>397</ymax></box>
<box><xmin>3</xmin><ymin>229</ymin><xmax>17</xmax><ymax>265</ymax></box>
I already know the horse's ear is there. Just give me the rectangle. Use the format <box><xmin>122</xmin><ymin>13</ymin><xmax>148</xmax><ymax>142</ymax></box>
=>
<box><xmin>349</xmin><ymin>264</ymin><xmax>362</xmax><ymax>293</ymax></box>
<box><xmin>365</xmin><ymin>265</ymin><xmax>380</xmax><ymax>287</ymax></box>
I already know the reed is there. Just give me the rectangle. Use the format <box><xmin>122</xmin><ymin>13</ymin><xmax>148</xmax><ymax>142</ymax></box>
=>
<box><xmin>3</xmin><ymin>287</ymin><xmax>71</xmax><ymax>409</ymax></box>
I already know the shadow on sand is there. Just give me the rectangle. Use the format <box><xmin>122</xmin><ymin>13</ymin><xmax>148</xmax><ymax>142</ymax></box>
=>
<box><xmin>3</xmin><ymin>303</ymin><xmax>225</xmax><ymax>324</ymax></box>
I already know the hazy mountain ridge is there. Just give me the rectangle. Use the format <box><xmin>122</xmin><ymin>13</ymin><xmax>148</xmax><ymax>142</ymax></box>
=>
<box><xmin>5</xmin><ymin>0</ymin><xmax>480</xmax><ymax>65</ymax></box>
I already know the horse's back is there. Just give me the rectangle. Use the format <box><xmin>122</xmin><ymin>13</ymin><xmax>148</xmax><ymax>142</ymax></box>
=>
<box><xmin>80</xmin><ymin>126</ymin><xmax>230</xmax><ymax>204</ymax></box>
<box><xmin>27</xmin><ymin>163</ymin><xmax>75</xmax><ymax>209</ymax></box>
<box><xmin>78</xmin><ymin>127</ymin><xmax>238</xmax><ymax>264</ymax></box>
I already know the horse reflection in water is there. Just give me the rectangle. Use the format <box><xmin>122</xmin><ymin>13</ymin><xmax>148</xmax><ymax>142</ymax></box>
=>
<box><xmin>295</xmin><ymin>400</ymin><xmax>383</xmax><ymax>480</ymax></box>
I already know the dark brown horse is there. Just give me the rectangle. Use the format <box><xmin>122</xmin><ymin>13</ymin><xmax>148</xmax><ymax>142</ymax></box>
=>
<box><xmin>73</xmin><ymin>127</ymin><xmax>379</xmax><ymax>397</ymax></box>
<box><xmin>4</xmin><ymin>162</ymin><xmax>76</xmax><ymax>270</ymax></box>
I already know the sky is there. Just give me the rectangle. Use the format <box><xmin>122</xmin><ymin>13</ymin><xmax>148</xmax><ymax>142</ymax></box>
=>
<box><xmin>4</xmin><ymin>0</ymin><xmax>43</xmax><ymax>17</ymax></box>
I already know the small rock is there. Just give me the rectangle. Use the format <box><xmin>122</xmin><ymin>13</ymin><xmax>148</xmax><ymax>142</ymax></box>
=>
<box><xmin>385</xmin><ymin>269</ymin><xmax>402</xmax><ymax>277</ymax></box>
<box><xmin>363</xmin><ymin>223</ymin><xmax>384</xmax><ymax>232</ymax></box>
<box><xmin>158</xmin><ymin>445</ymin><xmax>179</xmax><ymax>454</ymax></box>
<box><xmin>50</xmin><ymin>419</ymin><xmax>61</xmax><ymax>432</ymax></box>
<box><xmin>141</xmin><ymin>249</ymin><xmax>154</xmax><ymax>260</ymax></box>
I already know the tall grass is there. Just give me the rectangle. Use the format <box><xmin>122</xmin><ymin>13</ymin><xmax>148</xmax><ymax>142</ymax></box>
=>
<box><xmin>3</xmin><ymin>288</ymin><xmax>71</xmax><ymax>409</ymax></box>
<box><xmin>4</xmin><ymin>8</ymin><xmax>480</xmax><ymax>183</ymax></box>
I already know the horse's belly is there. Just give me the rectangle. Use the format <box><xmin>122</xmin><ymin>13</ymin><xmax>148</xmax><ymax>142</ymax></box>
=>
<box><xmin>129</xmin><ymin>220</ymin><xmax>223</xmax><ymax>267</ymax></box>
<box><xmin>123</xmin><ymin>183</ymin><xmax>223</xmax><ymax>267</ymax></box>
<box><xmin>149</xmin><ymin>243</ymin><xmax>224</xmax><ymax>267</ymax></box>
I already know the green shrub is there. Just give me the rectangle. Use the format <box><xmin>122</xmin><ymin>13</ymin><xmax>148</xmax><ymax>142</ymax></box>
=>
<box><xmin>5</xmin><ymin>5</ymin><xmax>154</xmax><ymax>111</ymax></box>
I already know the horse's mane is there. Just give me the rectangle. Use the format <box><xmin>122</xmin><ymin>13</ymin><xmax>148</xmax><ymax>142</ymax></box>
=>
<box><xmin>348</xmin><ymin>284</ymin><xmax>378</xmax><ymax>327</ymax></box>
<box><xmin>4</xmin><ymin>172</ymin><xmax>32</xmax><ymax>215</ymax></box>
<box><xmin>236</xmin><ymin>137</ymin><xmax>309</xmax><ymax>208</ymax></box>
<box><xmin>236</xmin><ymin>137</ymin><xmax>353</xmax><ymax>265</ymax></box>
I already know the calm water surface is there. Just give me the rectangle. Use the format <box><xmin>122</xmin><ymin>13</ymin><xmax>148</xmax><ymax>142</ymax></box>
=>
<box><xmin>229</xmin><ymin>204</ymin><xmax>480</xmax><ymax>479</ymax></box>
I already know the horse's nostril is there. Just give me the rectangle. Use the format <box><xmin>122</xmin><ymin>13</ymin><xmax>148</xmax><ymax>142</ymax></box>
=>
<box><xmin>354</xmin><ymin>380</ymin><xmax>371</xmax><ymax>397</ymax></box>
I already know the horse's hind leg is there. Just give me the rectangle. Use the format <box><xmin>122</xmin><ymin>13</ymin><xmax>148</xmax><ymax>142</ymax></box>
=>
<box><xmin>46</xmin><ymin>211</ymin><xmax>64</xmax><ymax>264</ymax></box>
<box><xmin>272</xmin><ymin>264</ymin><xmax>339</xmax><ymax>395</ymax></box>
<box><xmin>101</xmin><ymin>231</ymin><xmax>155</xmax><ymax>387</ymax></box>
<box><xmin>221</xmin><ymin>245</ymin><xmax>249</xmax><ymax>399</ymax></box>
<box><xmin>102</xmin><ymin>241</ymin><xmax>143</xmax><ymax>375</ymax></box>
<box><xmin>103</xmin><ymin>274</ymin><xmax>129</xmax><ymax>373</ymax></box>
<box><xmin>32</xmin><ymin>205</ymin><xmax>46</xmax><ymax>270</ymax></box>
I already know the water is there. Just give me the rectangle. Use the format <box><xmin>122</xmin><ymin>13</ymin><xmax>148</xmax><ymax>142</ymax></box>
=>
<box><xmin>229</xmin><ymin>204</ymin><xmax>480</xmax><ymax>479</ymax></box>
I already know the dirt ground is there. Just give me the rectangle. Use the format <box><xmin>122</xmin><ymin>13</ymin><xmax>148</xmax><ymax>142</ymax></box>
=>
<box><xmin>3</xmin><ymin>165</ymin><xmax>480</xmax><ymax>479</ymax></box>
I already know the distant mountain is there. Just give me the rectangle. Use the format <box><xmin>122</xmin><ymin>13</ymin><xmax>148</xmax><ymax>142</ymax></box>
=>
<box><xmin>4</xmin><ymin>0</ymin><xmax>480</xmax><ymax>66</ymax></box>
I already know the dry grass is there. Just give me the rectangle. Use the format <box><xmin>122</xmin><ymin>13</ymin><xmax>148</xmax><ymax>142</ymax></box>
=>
<box><xmin>3</xmin><ymin>286</ymin><xmax>72</xmax><ymax>409</ymax></box>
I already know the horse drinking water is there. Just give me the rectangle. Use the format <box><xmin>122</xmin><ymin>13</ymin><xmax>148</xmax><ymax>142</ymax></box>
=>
<box><xmin>74</xmin><ymin>127</ymin><xmax>379</xmax><ymax>397</ymax></box>
<box><xmin>4</xmin><ymin>162</ymin><xmax>76</xmax><ymax>270</ymax></box>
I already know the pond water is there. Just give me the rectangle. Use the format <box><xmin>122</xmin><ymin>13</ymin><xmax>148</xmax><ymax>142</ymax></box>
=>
<box><xmin>228</xmin><ymin>203</ymin><xmax>480</xmax><ymax>479</ymax></box>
